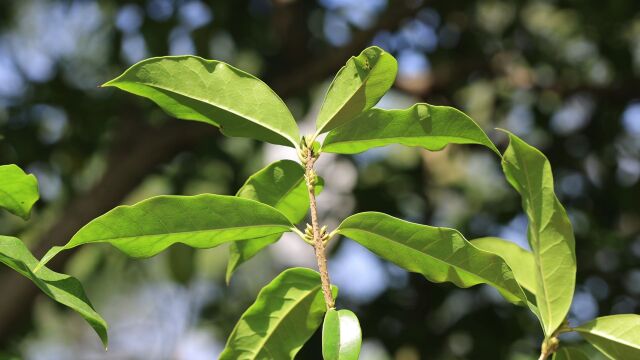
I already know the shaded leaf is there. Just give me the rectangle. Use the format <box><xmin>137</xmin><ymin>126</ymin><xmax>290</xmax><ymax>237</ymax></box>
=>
<box><xmin>574</xmin><ymin>314</ymin><xmax>640</xmax><ymax>359</ymax></box>
<box><xmin>336</xmin><ymin>212</ymin><xmax>527</xmax><ymax>306</ymax></box>
<box><xmin>322</xmin><ymin>309</ymin><xmax>362</xmax><ymax>360</ymax></box>
<box><xmin>103</xmin><ymin>56</ymin><xmax>300</xmax><ymax>147</ymax></box>
<box><xmin>219</xmin><ymin>267</ymin><xmax>338</xmax><ymax>360</ymax></box>
<box><xmin>235</xmin><ymin>160</ymin><xmax>318</xmax><ymax>222</ymax></box>
<box><xmin>553</xmin><ymin>347</ymin><xmax>591</xmax><ymax>360</ymax></box>
<box><xmin>0</xmin><ymin>164</ymin><xmax>39</xmax><ymax>220</ymax></box>
<box><xmin>501</xmin><ymin>131</ymin><xmax>576</xmax><ymax>336</ymax></box>
<box><xmin>38</xmin><ymin>194</ymin><xmax>292</xmax><ymax>268</ymax></box>
<box><xmin>315</xmin><ymin>46</ymin><xmax>397</xmax><ymax>134</ymax></box>
<box><xmin>226</xmin><ymin>235</ymin><xmax>280</xmax><ymax>285</ymax></box>
<box><xmin>0</xmin><ymin>236</ymin><xmax>107</xmax><ymax>347</ymax></box>
<box><xmin>226</xmin><ymin>160</ymin><xmax>324</xmax><ymax>283</ymax></box>
<box><xmin>471</xmin><ymin>237</ymin><xmax>536</xmax><ymax>294</ymax></box>
<box><xmin>322</xmin><ymin>104</ymin><xmax>500</xmax><ymax>155</ymax></box>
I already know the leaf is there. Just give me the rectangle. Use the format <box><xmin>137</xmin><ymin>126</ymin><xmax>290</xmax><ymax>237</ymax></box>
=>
<box><xmin>0</xmin><ymin>164</ymin><xmax>39</xmax><ymax>220</ymax></box>
<box><xmin>501</xmin><ymin>131</ymin><xmax>576</xmax><ymax>336</ymax></box>
<box><xmin>103</xmin><ymin>56</ymin><xmax>300</xmax><ymax>147</ymax></box>
<box><xmin>219</xmin><ymin>267</ymin><xmax>338</xmax><ymax>360</ymax></box>
<box><xmin>0</xmin><ymin>235</ymin><xmax>108</xmax><ymax>347</ymax></box>
<box><xmin>322</xmin><ymin>309</ymin><xmax>362</xmax><ymax>360</ymax></box>
<box><xmin>315</xmin><ymin>46</ymin><xmax>397</xmax><ymax>135</ymax></box>
<box><xmin>322</xmin><ymin>103</ymin><xmax>500</xmax><ymax>155</ymax></box>
<box><xmin>38</xmin><ymin>194</ymin><xmax>293</xmax><ymax>268</ymax></box>
<box><xmin>336</xmin><ymin>212</ymin><xmax>527</xmax><ymax>306</ymax></box>
<box><xmin>553</xmin><ymin>347</ymin><xmax>591</xmax><ymax>360</ymax></box>
<box><xmin>226</xmin><ymin>160</ymin><xmax>324</xmax><ymax>283</ymax></box>
<box><xmin>235</xmin><ymin>160</ymin><xmax>319</xmax><ymax>223</ymax></box>
<box><xmin>574</xmin><ymin>314</ymin><xmax>640</xmax><ymax>359</ymax></box>
<box><xmin>471</xmin><ymin>237</ymin><xmax>536</xmax><ymax>295</ymax></box>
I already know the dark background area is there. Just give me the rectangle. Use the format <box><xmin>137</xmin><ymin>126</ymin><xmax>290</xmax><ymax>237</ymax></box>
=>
<box><xmin>0</xmin><ymin>0</ymin><xmax>639</xmax><ymax>359</ymax></box>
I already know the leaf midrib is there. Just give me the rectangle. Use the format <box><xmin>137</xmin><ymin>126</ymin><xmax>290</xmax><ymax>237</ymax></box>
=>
<box><xmin>324</xmin><ymin>135</ymin><xmax>477</xmax><ymax>148</ymax></box>
<box><xmin>117</xmin><ymin>80</ymin><xmax>297</xmax><ymax>146</ymax></box>
<box><xmin>575</xmin><ymin>328</ymin><xmax>640</xmax><ymax>352</ymax></box>
<box><xmin>510</xmin><ymin>145</ymin><xmax>554</xmax><ymax>334</ymax></box>
<box><xmin>317</xmin><ymin>56</ymin><xmax>382</xmax><ymax>134</ymax></box>
<box><xmin>248</xmin><ymin>284</ymin><xmax>322</xmax><ymax>359</ymax></box>
<box><xmin>339</xmin><ymin>225</ymin><xmax>519</xmax><ymax>298</ymax></box>
<box><xmin>73</xmin><ymin>223</ymin><xmax>291</xmax><ymax>244</ymax></box>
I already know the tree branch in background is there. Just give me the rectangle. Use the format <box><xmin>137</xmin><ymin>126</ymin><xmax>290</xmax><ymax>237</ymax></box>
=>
<box><xmin>0</xmin><ymin>2</ymin><xmax>418</xmax><ymax>342</ymax></box>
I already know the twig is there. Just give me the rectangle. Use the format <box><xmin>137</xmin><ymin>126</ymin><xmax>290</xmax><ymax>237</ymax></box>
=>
<box><xmin>303</xmin><ymin>145</ymin><xmax>335</xmax><ymax>310</ymax></box>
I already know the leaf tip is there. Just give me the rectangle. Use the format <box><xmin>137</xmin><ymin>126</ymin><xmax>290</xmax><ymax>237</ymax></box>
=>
<box><xmin>224</xmin><ymin>269</ymin><xmax>233</xmax><ymax>286</ymax></box>
<box><xmin>100</xmin><ymin>79</ymin><xmax>116</xmax><ymax>88</ymax></box>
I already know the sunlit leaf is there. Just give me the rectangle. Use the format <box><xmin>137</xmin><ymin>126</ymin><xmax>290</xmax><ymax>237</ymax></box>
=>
<box><xmin>322</xmin><ymin>309</ymin><xmax>362</xmax><ymax>360</ymax></box>
<box><xmin>0</xmin><ymin>235</ymin><xmax>108</xmax><ymax>347</ymax></box>
<box><xmin>336</xmin><ymin>212</ymin><xmax>527</xmax><ymax>306</ymax></box>
<box><xmin>38</xmin><ymin>194</ymin><xmax>292</xmax><ymax>268</ymax></box>
<box><xmin>471</xmin><ymin>237</ymin><xmax>536</xmax><ymax>294</ymax></box>
<box><xmin>501</xmin><ymin>131</ymin><xmax>576</xmax><ymax>336</ymax></box>
<box><xmin>220</xmin><ymin>267</ymin><xmax>338</xmax><ymax>360</ymax></box>
<box><xmin>103</xmin><ymin>56</ymin><xmax>300</xmax><ymax>147</ymax></box>
<box><xmin>315</xmin><ymin>46</ymin><xmax>397</xmax><ymax>135</ymax></box>
<box><xmin>0</xmin><ymin>164</ymin><xmax>39</xmax><ymax>220</ymax></box>
<box><xmin>574</xmin><ymin>314</ymin><xmax>640</xmax><ymax>359</ymax></box>
<box><xmin>322</xmin><ymin>104</ymin><xmax>500</xmax><ymax>155</ymax></box>
<box><xmin>226</xmin><ymin>160</ymin><xmax>324</xmax><ymax>283</ymax></box>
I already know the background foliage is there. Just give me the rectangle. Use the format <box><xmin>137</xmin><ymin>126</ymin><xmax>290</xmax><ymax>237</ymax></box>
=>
<box><xmin>0</xmin><ymin>0</ymin><xmax>638</xmax><ymax>359</ymax></box>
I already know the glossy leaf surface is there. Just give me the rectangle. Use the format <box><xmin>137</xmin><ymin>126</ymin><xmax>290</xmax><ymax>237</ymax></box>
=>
<box><xmin>322</xmin><ymin>309</ymin><xmax>362</xmax><ymax>360</ymax></box>
<box><xmin>0</xmin><ymin>164</ymin><xmax>39</xmax><ymax>220</ymax></box>
<box><xmin>220</xmin><ymin>267</ymin><xmax>337</xmax><ymax>360</ymax></box>
<box><xmin>226</xmin><ymin>160</ymin><xmax>323</xmax><ymax>283</ymax></box>
<box><xmin>501</xmin><ymin>132</ymin><xmax>576</xmax><ymax>336</ymax></box>
<box><xmin>0</xmin><ymin>236</ymin><xmax>107</xmax><ymax>347</ymax></box>
<box><xmin>322</xmin><ymin>104</ymin><xmax>500</xmax><ymax>155</ymax></box>
<box><xmin>103</xmin><ymin>56</ymin><xmax>300</xmax><ymax>147</ymax></box>
<box><xmin>471</xmin><ymin>237</ymin><xmax>536</xmax><ymax>294</ymax></box>
<box><xmin>336</xmin><ymin>212</ymin><xmax>527</xmax><ymax>305</ymax></box>
<box><xmin>39</xmin><ymin>194</ymin><xmax>292</xmax><ymax>267</ymax></box>
<box><xmin>315</xmin><ymin>46</ymin><xmax>397</xmax><ymax>134</ymax></box>
<box><xmin>575</xmin><ymin>314</ymin><xmax>640</xmax><ymax>359</ymax></box>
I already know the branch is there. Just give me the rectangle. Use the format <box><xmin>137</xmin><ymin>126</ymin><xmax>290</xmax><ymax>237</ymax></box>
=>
<box><xmin>270</xmin><ymin>0</ymin><xmax>417</xmax><ymax>97</ymax></box>
<box><xmin>303</xmin><ymin>144</ymin><xmax>334</xmax><ymax>309</ymax></box>
<box><xmin>0</xmin><ymin>121</ymin><xmax>213</xmax><ymax>340</ymax></box>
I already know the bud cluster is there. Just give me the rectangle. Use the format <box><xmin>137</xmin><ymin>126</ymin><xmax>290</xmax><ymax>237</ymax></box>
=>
<box><xmin>304</xmin><ymin>223</ymin><xmax>330</xmax><ymax>244</ymax></box>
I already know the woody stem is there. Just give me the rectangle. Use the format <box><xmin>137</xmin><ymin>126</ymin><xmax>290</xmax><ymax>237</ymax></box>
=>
<box><xmin>304</xmin><ymin>147</ymin><xmax>335</xmax><ymax>310</ymax></box>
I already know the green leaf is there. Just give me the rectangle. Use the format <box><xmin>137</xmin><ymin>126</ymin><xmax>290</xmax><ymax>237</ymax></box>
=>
<box><xmin>336</xmin><ymin>212</ymin><xmax>527</xmax><ymax>306</ymax></box>
<box><xmin>38</xmin><ymin>194</ymin><xmax>293</xmax><ymax>268</ymax></box>
<box><xmin>0</xmin><ymin>236</ymin><xmax>108</xmax><ymax>348</ymax></box>
<box><xmin>471</xmin><ymin>237</ymin><xmax>536</xmax><ymax>295</ymax></box>
<box><xmin>553</xmin><ymin>347</ymin><xmax>591</xmax><ymax>360</ymax></box>
<box><xmin>220</xmin><ymin>267</ymin><xmax>338</xmax><ymax>360</ymax></box>
<box><xmin>235</xmin><ymin>160</ymin><xmax>318</xmax><ymax>223</ymax></box>
<box><xmin>322</xmin><ymin>104</ymin><xmax>500</xmax><ymax>155</ymax></box>
<box><xmin>574</xmin><ymin>314</ymin><xmax>640</xmax><ymax>359</ymax></box>
<box><xmin>103</xmin><ymin>56</ymin><xmax>300</xmax><ymax>147</ymax></box>
<box><xmin>322</xmin><ymin>309</ymin><xmax>362</xmax><ymax>360</ymax></box>
<box><xmin>226</xmin><ymin>160</ymin><xmax>324</xmax><ymax>283</ymax></box>
<box><xmin>315</xmin><ymin>46</ymin><xmax>397</xmax><ymax>135</ymax></box>
<box><xmin>501</xmin><ymin>132</ymin><xmax>576</xmax><ymax>336</ymax></box>
<box><xmin>0</xmin><ymin>164</ymin><xmax>39</xmax><ymax>220</ymax></box>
